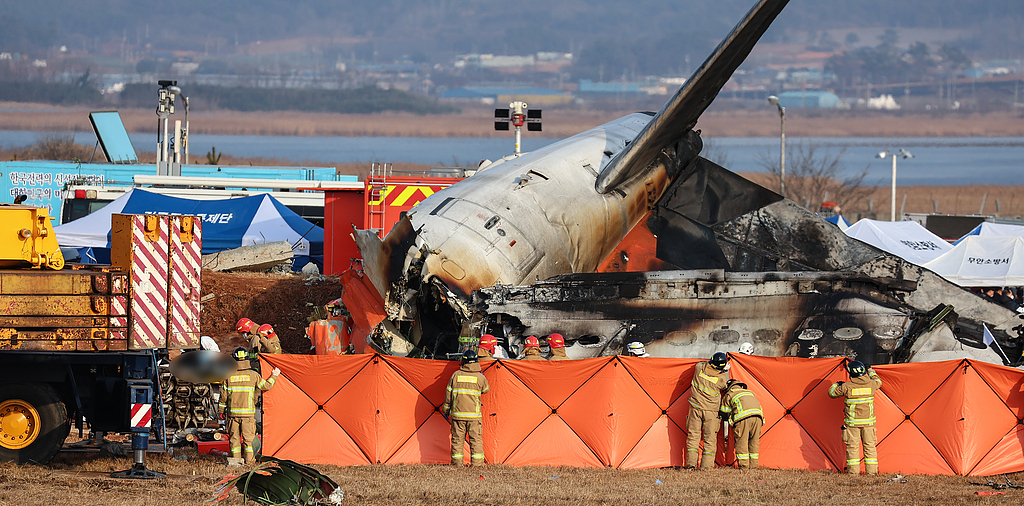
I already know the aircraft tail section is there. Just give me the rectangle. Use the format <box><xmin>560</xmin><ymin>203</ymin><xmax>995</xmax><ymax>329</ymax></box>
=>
<box><xmin>597</xmin><ymin>0</ymin><xmax>791</xmax><ymax>194</ymax></box>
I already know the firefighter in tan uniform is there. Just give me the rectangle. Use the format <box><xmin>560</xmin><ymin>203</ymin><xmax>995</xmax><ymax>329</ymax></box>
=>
<box><xmin>220</xmin><ymin>347</ymin><xmax>280</xmax><ymax>465</ymax></box>
<box><xmin>477</xmin><ymin>334</ymin><xmax>497</xmax><ymax>361</ymax></box>
<box><xmin>547</xmin><ymin>333</ymin><xmax>570</xmax><ymax>361</ymax></box>
<box><xmin>255</xmin><ymin>324</ymin><xmax>284</xmax><ymax>354</ymax></box>
<box><xmin>686</xmin><ymin>352</ymin><xmax>730</xmax><ymax>469</ymax></box>
<box><xmin>719</xmin><ymin>379</ymin><xmax>763</xmax><ymax>469</ymax></box>
<box><xmin>443</xmin><ymin>349</ymin><xmax>490</xmax><ymax>466</ymax></box>
<box><xmin>828</xmin><ymin>360</ymin><xmax>882</xmax><ymax>474</ymax></box>
<box><xmin>520</xmin><ymin>336</ymin><xmax>546</xmax><ymax>361</ymax></box>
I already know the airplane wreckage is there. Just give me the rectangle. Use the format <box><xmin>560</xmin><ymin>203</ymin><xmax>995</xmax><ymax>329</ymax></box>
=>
<box><xmin>351</xmin><ymin>0</ymin><xmax>1022</xmax><ymax>367</ymax></box>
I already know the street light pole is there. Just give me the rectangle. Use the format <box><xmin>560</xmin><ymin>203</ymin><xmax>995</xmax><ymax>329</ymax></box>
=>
<box><xmin>877</xmin><ymin>149</ymin><xmax>914</xmax><ymax>221</ymax></box>
<box><xmin>767</xmin><ymin>96</ymin><xmax>786</xmax><ymax>196</ymax></box>
<box><xmin>890</xmin><ymin>154</ymin><xmax>897</xmax><ymax>222</ymax></box>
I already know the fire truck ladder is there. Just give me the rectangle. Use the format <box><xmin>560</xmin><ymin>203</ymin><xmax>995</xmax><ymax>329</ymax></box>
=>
<box><xmin>366</xmin><ymin>163</ymin><xmax>391</xmax><ymax>238</ymax></box>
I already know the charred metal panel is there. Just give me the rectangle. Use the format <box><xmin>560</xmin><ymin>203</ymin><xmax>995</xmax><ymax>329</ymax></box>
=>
<box><xmin>475</xmin><ymin>270</ymin><xmax>916</xmax><ymax>365</ymax></box>
<box><xmin>713</xmin><ymin>200</ymin><xmax>884</xmax><ymax>271</ymax></box>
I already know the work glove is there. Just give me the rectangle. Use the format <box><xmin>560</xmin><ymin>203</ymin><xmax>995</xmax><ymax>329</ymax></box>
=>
<box><xmin>272</xmin><ymin>368</ymin><xmax>281</xmax><ymax>377</ymax></box>
<box><xmin>835</xmin><ymin>381</ymin><xmax>845</xmax><ymax>387</ymax></box>
<box><xmin>718</xmin><ymin>411</ymin><xmax>729</xmax><ymax>421</ymax></box>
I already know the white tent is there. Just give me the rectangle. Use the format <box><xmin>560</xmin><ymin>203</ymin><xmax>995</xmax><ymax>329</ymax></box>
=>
<box><xmin>844</xmin><ymin>219</ymin><xmax>952</xmax><ymax>265</ymax></box>
<box><xmin>955</xmin><ymin>222</ymin><xmax>1024</xmax><ymax>245</ymax></box>
<box><xmin>923</xmin><ymin>236</ymin><xmax>1024</xmax><ymax>287</ymax></box>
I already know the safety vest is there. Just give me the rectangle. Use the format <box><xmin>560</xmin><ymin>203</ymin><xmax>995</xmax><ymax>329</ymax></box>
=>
<box><xmin>219</xmin><ymin>366</ymin><xmax>277</xmax><ymax>418</ymax></box>
<box><xmin>828</xmin><ymin>370</ymin><xmax>882</xmax><ymax>427</ymax></box>
<box><xmin>720</xmin><ymin>386</ymin><xmax>763</xmax><ymax>425</ymax></box>
<box><xmin>689</xmin><ymin>362</ymin><xmax>728</xmax><ymax>411</ymax></box>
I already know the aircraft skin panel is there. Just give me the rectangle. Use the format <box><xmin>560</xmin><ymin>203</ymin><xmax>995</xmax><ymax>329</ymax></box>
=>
<box><xmin>397</xmin><ymin>114</ymin><xmax>674</xmax><ymax>299</ymax></box>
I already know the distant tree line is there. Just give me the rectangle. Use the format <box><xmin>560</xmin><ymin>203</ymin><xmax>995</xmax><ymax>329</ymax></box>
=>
<box><xmin>0</xmin><ymin>80</ymin><xmax>458</xmax><ymax>115</ymax></box>
<box><xmin>825</xmin><ymin>31</ymin><xmax>972</xmax><ymax>90</ymax></box>
<box><xmin>0</xmin><ymin>80</ymin><xmax>101</xmax><ymax>105</ymax></box>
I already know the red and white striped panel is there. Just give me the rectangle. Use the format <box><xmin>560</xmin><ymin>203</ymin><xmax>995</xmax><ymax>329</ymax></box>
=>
<box><xmin>168</xmin><ymin>216</ymin><xmax>203</xmax><ymax>349</ymax></box>
<box><xmin>129</xmin><ymin>215</ymin><xmax>169</xmax><ymax>350</ymax></box>
<box><xmin>130</xmin><ymin>403</ymin><xmax>152</xmax><ymax>428</ymax></box>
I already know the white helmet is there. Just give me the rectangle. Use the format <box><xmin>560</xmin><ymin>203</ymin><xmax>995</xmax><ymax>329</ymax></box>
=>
<box><xmin>738</xmin><ymin>342</ymin><xmax>754</xmax><ymax>355</ymax></box>
<box><xmin>626</xmin><ymin>341</ymin><xmax>648</xmax><ymax>357</ymax></box>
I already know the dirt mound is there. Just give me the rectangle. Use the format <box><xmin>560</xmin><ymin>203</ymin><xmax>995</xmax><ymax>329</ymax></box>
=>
<box><xmin>200</xmin><ymin>271</ymin><xmax>345</xmax><ymax>354</ymax></box>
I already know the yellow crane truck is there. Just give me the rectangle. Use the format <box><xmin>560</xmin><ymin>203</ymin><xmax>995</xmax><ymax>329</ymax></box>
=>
<box><xmin>0</xmin><ymin>204</ymin><xmax>201</xmax><ymax>473</ymax></box>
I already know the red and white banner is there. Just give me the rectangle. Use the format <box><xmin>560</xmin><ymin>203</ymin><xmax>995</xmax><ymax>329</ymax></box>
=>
<box><xmin>130</xmin><ymin>403</ymin><xmax>152</xmax><ymax>428</ymax></box>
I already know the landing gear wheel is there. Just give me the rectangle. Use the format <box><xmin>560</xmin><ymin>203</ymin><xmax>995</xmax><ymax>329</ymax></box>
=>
<box><xmin>0</xmin><ymin>383</ymin><xmax>69</xmax><ymax>464</ymax></box>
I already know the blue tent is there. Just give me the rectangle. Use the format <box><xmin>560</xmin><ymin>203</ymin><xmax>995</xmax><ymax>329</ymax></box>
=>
<box><xmin>54</xmin><ymin>189</ymin><xmax>323</xmax><ymax>270</ymax></box>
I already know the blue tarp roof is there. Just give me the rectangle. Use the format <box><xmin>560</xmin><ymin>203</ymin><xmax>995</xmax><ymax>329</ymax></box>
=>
<box><xmin>54</xmin><ymin>189</ymin><xmax>323</xmax><ymax>270</ymax></box>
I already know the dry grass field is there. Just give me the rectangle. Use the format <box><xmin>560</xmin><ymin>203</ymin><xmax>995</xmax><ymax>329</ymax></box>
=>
<box><xmin>12</xmin><ymin>449</ymin><xmax>1024</xmax><ymax>505</ymax></box>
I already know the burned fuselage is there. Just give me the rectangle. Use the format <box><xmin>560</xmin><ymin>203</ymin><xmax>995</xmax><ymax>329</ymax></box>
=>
<box><xmin>348</xmin><ymin>0</ymin><xmax>1022</xmax><ymax>365</ymax></box>
<box><xmin>474</xmin><ymin>270</ymin><xmax>921</xmax><ymax>366</ymax></box>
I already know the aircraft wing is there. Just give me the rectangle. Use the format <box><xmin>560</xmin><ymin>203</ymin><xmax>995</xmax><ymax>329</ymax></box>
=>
<box><xmin>596</xmin><ymin>0</ymin><xmax>790</xmax><ymax>194</ymax></box>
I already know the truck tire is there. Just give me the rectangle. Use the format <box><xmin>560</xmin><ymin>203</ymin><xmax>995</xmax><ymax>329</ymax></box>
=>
<box><xmin>0</xmin><ymin>383</ymin><xmax>70</xmax><ymax>464</ymax></box>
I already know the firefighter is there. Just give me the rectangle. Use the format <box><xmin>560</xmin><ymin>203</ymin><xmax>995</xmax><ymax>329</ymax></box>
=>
<box><xmin>685</xmin><ymin>352</ymin><xmax>730</xmax><ymax>469</ymax></box>
<box><xmin>443</xmin><ymin>349</ymin><xmax>490</xmax><ymax>466</ymax></box>
<box><xmin>477</xmin><ymin>334</ymin><xmax>497</xmax><ymax>361</ymax></box>
<box><xmin>236</xmin><ymin>318</ymin><xmax>257</xmax><ymax>343</ymax></box>
<box><xmin>520</xmin><ymin>336</ymin><xmax>545</xmax><ymax>361</ymax></box>
<box><xmin>626</xmin><ymin>341</ymin><xmax>650</xmax><ymax>357</ymax></box>
<box><xmin>458</xmin><ymin>311</ymin><xmax>487</xmax><ymax>351</ymax></box>
<box><xmin>719</xmin><ymin>379</ymin><xmax>763</xmax><ymax>469</ymax></box>
<box><xmin>547</xmin><ymin>333</ymin><xmax>570</xmax><ymax>361</ymax></box>
<box><xmin>220</xmin><ymin>347</ymin><xmax>280</xmax><ymax>466</ymax></box>
<box><xmin>255</xmin><ymin>324</ymin><xmax>284</xmax><ymax>354</ymax></box>
<box><xmin>828</xmin><ymin>360</ymin><xmax>882</xmax><ymax>474</ymax></box>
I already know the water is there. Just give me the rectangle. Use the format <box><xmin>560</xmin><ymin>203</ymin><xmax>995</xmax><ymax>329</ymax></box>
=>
<box><xmin>2</xmin><ymin>130</ymin><xmax>1022</xmax><ymax>186</ymax></box>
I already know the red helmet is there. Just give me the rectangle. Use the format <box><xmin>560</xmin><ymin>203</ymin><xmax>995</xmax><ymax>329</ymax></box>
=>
<box><xmin>524</xmin><ymin>336</ymin><xmax>539</xmax><ymax>348</ymax></box>
<box><xmin>236</xmin><ymin>318</ymin><xmax>255</xmax><ymax>333</ymax></box>
<box><xmin>478</xmin><ymin>334</ymin><xmax>497</xmax><ymax>351</ymax></box>
<box><xmin>257</xmin><ymin>323</ymin><xmax>275</xmax><ymax>336</ymax></box>
<box><xmin>547</xmin><ymin>333</ymin><xmax>565</xmax><ymax>348</ymax></box>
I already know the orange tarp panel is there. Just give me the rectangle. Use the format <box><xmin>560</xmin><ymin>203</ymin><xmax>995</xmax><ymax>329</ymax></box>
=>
<box><xmin>262</xmin><ymin>355</ymin><xmax>1024</xmax><ymax>476</ymax></box>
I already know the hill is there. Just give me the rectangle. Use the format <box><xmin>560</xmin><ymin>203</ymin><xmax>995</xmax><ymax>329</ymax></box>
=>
<box><xmin>3</xmin><ymin>0</ymin><xmax>1021</xmax><ymax>74</ymax></box>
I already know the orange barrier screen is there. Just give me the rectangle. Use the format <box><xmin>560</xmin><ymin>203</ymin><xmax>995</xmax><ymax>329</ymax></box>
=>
<box><xmin>260</xmin><ymin>354</ymin><xmax>1024</xmax><ymax>476</ymax></box>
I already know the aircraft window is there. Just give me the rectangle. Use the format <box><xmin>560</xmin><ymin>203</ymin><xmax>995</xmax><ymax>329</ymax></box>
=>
<box><xmin>484</xmin><ymin>215</ymin><xmax>500</xmax><ymax>229</ymax></box>
<box><xmin>665</xmin><ymin>331</ymin><xmax>697</xmax><ymax>345</ymax></box>
<box><xmin>871</xmin><ymin>325</ymin><xmax>903</xmax><ymax>339</ymax></box>
<box><xmin>710</xmin><ymin>330</ymin><xmax>739</xmax><ymax>344</ymax></box>
<box><xmin>753</xmin><ymin>329</ymin><xmax>781</xmax><ymax>343</ymax></box>
<box><xmin>833</xmin><ymin>327</ymin><xmax>863</xmax><ymax>341</ymax></box>
<box><xmin>430</xmin><ymin>197</ymin><xmax>456</xmax><ymax>216</ymax></box>
<box><xmin>797</xmin><ymin>329</ymin><xmax>824</xmax><ymax>341</ymax></box>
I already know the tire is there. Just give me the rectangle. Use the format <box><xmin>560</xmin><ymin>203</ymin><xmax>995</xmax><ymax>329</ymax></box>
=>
<box><xmin>0</xmin><ymin>383</ymin><xmax>69</xmax><ymax>464</ymax></box>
